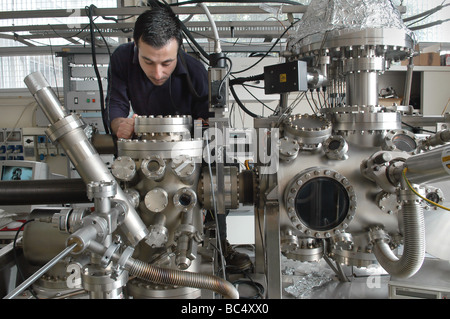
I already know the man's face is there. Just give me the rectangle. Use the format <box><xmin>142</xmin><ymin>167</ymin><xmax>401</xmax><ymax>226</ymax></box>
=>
<box><xmin>137</xmin><ymin>37</ymin><xmax>179</xmax><ymax>86</ymax></box>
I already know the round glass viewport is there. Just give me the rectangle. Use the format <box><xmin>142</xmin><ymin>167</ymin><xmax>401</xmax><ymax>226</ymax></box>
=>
<box><xmin>147</xmin><ymin>160</ymin><xmax>161</xmax><ymax>172</ymax></box>
<box><xmin>295</xmin><ymin>177</ymin><xmax>350</xmax><ymax>231</ymax></box>
<box><xmin>179</xmin><ymin>193</ymin><xmax>192</xmax><ymax>207</ymax></box>
<box><xmin>328</xmin><ymin>139</ymin><xmax>342</xmax><ymax>151</ymax></box>
<box><xmin>392</xmin><ymin>134</ymin><xmax>417</xmax><ymax>152</ymax></box>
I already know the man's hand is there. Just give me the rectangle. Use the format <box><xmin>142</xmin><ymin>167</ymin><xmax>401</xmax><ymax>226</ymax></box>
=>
<box><xmin>111</xmin><ymin>114</ymin><xmax>138</xmax><ymax>139</ymax></box>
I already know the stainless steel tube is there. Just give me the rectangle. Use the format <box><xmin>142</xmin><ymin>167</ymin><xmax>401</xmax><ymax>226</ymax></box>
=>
<box><xmin>403</xmin><ymin>58</ymin><xmax>414</xmax><ymax>107</ymax></box>
<box><xmin>198</xmin><ymin>3</ymin><xmax>221</xmax><ymax>54</ymax></box>
<box><xmin>422</xmin><ymin>129</ymin><xmax>450</xmax><ymax>148</ymax></box>
<box><xmin>24</xmin><ymin>72</ymin><xmax>149</xmax><ymax>246</ymax></box>
<box><xmin>23</xmin><ymin>71</ymin><xmax>67</xmax><ymax>123</ymax></box>
<box><xmin>346</xmin><ymin>71</ymin><xmax>379</xmax><ymax>106</ymax></box>
<box><xmin>405</xmin><ymin>144</ymin><xmax>450</xmax><ymax>184</ymax></box>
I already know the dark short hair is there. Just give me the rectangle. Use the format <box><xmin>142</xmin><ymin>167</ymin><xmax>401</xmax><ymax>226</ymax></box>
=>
<box><xmin>133</xmin><ymin>6</ymin><xmax>182</xmax><ymax>48</ymax></box>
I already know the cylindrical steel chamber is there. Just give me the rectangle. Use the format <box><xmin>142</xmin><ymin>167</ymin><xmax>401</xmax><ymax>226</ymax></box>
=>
<box><xmin>24</xmin><ymin>72</ymin><xmax>149</xmax><ymax>247</ymax></box>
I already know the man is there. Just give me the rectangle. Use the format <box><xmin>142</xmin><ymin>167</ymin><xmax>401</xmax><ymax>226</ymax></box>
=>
<box><xmin>107</xmin><ymin>6</ymin><xmax>210</xmax><ymax>139</ymax></box>
<box><xmin>106</xmin><ymin>6</ymin><xmax>251</xmax><ymax>272</ymax></box>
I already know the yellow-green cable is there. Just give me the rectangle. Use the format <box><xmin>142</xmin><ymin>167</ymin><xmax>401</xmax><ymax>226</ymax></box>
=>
<box><xmin>402</xmin><ymin>167</ymin><xmax>450</xmax><ymax>211</ymax></box>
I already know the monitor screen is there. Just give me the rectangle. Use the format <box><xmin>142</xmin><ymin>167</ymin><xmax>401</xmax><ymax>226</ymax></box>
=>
<box><xmin>0</xmin><ymin>160</ymin><xmax>49</xmax><ymax>181</ymax></box>
<box><xmin>1</xmin><ymin>165</ymin><xmax>34</xmax><ymax>181</ymax></box>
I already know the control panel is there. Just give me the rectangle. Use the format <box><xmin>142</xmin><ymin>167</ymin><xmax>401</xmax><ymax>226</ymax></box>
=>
<box><xmin>0</xmin><ymin>128</ymin><xmax>66</xmax><ymax>162</ymax></box>
<box><xmin>36</xmin><ymin>134</ymin><xmax>66</xmax><ymax>161</ymax></box>
<box><xmin>66</xmin><ymin>91</ymin><xmax>101</xmax><ymax>111</ymax></box>
<box><xmin>0</xmin><ymin>128</ymin><xmax>25</xmax><ymax>161</ymax></box>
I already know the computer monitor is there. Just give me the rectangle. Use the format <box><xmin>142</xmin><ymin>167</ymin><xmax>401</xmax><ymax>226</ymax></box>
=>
<box><xmin>0</xmin><ymin>160</ymin><xmax>49</xmax><ymax>181</ymax></box>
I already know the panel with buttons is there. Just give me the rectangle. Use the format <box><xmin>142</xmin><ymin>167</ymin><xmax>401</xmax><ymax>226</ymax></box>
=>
<box><xmin>0</xmin><ymin>129</ymin><xmax>25</xmax><ymax>161</ymax></box>
<box><xmin>66</xmin><ymin>91</ymin><xmax>101</xmax><ymax>111</ymax></box>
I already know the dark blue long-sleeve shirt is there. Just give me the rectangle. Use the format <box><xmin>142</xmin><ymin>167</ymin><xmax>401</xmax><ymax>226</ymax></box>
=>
<box><xmin>106</xmin><ymin>42</ymin><xmax>211</xmax><ymax>123</ymax></box>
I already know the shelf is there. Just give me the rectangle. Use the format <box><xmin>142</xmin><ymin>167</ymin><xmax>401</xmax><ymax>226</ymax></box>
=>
<box><xmin>389</xmin><ymin>65</ymin><xmax>450</xmax><ymax>72</ymax></box>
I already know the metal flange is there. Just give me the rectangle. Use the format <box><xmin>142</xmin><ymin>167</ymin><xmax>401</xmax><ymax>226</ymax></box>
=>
<box><xmin>284</xmin><ymin>114</ymin><xmax>332</xmax><ymax>145</ymax></box>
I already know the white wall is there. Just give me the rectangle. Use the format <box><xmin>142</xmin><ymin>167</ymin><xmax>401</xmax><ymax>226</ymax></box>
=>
<box><xmin>422</xmin><ymin>69</ymin><xmax>450</xmax><ymax>116</ymax></box>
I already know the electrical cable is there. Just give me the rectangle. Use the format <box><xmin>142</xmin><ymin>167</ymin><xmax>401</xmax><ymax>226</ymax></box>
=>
<box><xmin>100</xmin><ymin>13</ymin><xmax>137</xmax><ymax>23</ymax></box>
<box><xmin>288</xmin><ymin>91</ymin><xmax>307</xmax><ymax>113</ymax></box>
<box><xmin>229</xmin><ymin>73</ymin><xmax>265</xmax><ymax>86</ymax></box>
<box><xmin>404</xmin><ymin>2</ymin><xmax>449</xmax><ymax>23</ymax></box>
<box><xmin>310</xmin><ymin>90</ymin><xmax>319</xmax><ymax>111</ymax></box>
<box><xmin>86</xmin><ymin>4</ymin><xmax>110</xmax><ymax>134</ymax></box>
<box><xmin>180</xmin><ymin>20</ymin><xmax>210</xmax><ymax>61</ymax></box>
<box><xmin>229</xmin><ymin>73</ymin><xmax>274</xmax><ymax>117</ymax></box>
<box><xmin>402</xmin><ymin>167</ymin><xmax>450</xmax><ymax>211</ymax></box>
<box><xmin>229</xmin><ymin>84</ymin><xmax>259</xmax><ymax>118</ymax></box>
<box><xmin>239</xmin><ymin>83</ymin><xmax>264</xmax><ymax>90</ymax></box>
<box><xmin>198</xmin><ymin>3</ymin><xmax>221</xmax><ymax>54</ymax></box>
<box><xmin>244</xmin><ymin>159</ymin><xmax>250</xmax><ymax>170</ymax></box>
<box><xmin>229</xmin><ymin>102</ymin><xmax>235</xmax><ymax>127</ymax></box>
<box><xmin>232</xmin><ymin>271</ymin><xmax>265</xmax><ymax>299</ymax></box>
<box><xmin>321</xmin><ymin>89</ymin><xmax>330</xmax><ymax>108</ymax></box>
<box><xmin>178</xmin><ymin>49</ymin><xmax>209</xmax><ymax>102</ymax></box>
<box><xmin>401</xmin><ymin>121</ymin><xmax>435</xmax><ymax>134</ymax></box>
<box><xmin>97</xmin><ymin>15</ymin><xmax>130</xmax><ymax>135</ymax></box>
<box><xmin>405</xmin><ymin>1</ymin><xmax>449</xmax><ymax>29</ymax></box>
<box><xmin>216</xmin><ymin>56</ymin><xmax>233</xmax><ymax>102</ymax></box>
<box><xmin>230</xmin><ymin>20</ymin><xmax>298</xmax><ymax>75</ymax></box>
<box><xmin>241</xmin><ymin>83</ymin><xmax>275</xmax><ymax>113</ymax></box>
<box><xmin>406</xmin><ymin>11</ymin><xmax>437</xmax><ymax>28</ymax></box>
<box><xmin>88</xmin><ymin>6</ymin><xmax>113</xmax><ymax>133</ymax></box>
<box><xmin>159</xmin><ymin>0</ymin><xmax>211</xmax><ymax>61</ymax></box>
<box><xmin>305</xmin><ymin>90</ymin><xmax>317</xmax><ymax>114</ymax></box>
<box><xmin>409</xmin><ymin>18</ymin><xmax>450</xmax><ymax>31</ymax></box>
<box><xmin>48</xmin><ymin>21</ymin><xmax>92</xmax><ymax>43</ymax></box>
<box><xmin>182</xmin><ymin>32</ymin><xmax>209</xmax><ymax>65</ymax></box>
<box><xmin>316</xmin><ymin>89</ymin><xmax>323</xmax><ymax>109</ymax></box>
<box><xmin>90</xmin><ymin>19</ymin><xmax>112</xmax><ymax>58</ymax></box>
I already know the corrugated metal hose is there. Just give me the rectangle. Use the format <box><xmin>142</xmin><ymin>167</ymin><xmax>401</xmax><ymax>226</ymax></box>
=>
<box><xmin>127</xmin><ymin>258</ymin><xmax>239</xmax><ymax>299</ymax></box>
<box><xmin>372</xmin><ymin>179</ymin><xmax>425</xmax><ymax>278</ymax></box>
